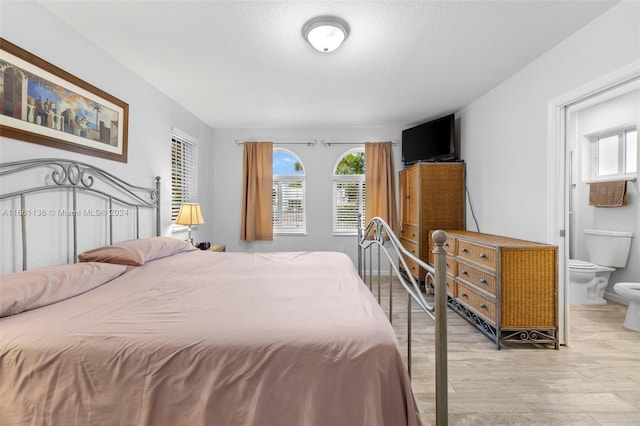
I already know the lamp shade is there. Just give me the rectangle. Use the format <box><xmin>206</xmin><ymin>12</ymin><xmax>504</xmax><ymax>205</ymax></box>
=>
<box><xmin>175</xmin><ymin>203</ymin><xmax>205</xmax><ymax>226</ymax></box>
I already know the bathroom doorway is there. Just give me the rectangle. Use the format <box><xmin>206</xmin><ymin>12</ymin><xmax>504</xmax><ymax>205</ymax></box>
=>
<box><xmin>566</xmin><ymin>88</ymin><xmax>638</xmax><ymax>266</ymax></box>
<box><xmin>549</xmin><ymin>64</ymin><xmax>640</xmax><ymax>345</ymax></box>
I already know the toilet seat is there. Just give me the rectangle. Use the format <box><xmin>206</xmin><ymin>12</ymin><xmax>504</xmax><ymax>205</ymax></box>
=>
<box><xmin>613</xmin><ymin>282</ymin><xmax>640</xmax><ymax>298</ymax></box>
<box><xmin>613</xmin><ymin>282</ymin><xmax>640</xmax><ymax>332</ymax></box>
<box><xmin>568</xmin><ymin>259</ymin><xmax>597</xmax><ymax>270</ymax></box>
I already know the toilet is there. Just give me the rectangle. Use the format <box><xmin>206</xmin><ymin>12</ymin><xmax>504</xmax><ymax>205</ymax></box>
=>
<box><xmin>567</xmin><ymin>259</ymin><xmax>614</xmax><ymax>305</ymax></box>
<box><xmin>568</xmin><ymin>229</ymin><xmax>633</xmax><ymax>305</ymax></box>
<box><xmin>613</xmin><ymin>283</ymin><xmax>640</xmax><ymax>332</ymax></box>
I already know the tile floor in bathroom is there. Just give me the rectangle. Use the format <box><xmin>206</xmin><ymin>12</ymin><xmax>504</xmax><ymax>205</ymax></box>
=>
<box><xmin>375</xmin><ymin>279</ymin><xmax>640</xmax><ymax>425</ymax></box>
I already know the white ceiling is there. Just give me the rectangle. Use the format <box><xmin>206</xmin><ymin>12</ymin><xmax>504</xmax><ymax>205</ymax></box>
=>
<box><xmin>40</xmin><ymin>0</ymin><xmax>618</xmax><ymax>129</ymax></box>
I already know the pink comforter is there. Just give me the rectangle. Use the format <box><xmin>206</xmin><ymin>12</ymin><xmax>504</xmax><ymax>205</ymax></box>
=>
<box><xmin>0</xmin><ymin>251</ymin><xmax>421</xmax><ymax>425</ymax></box>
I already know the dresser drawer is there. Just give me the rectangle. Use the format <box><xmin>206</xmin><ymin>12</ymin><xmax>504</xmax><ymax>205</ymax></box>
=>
<box><xmin>442</xmin><ymin>237</ymin><xmax>456</xmax><ymax>256</ymax></box>
<box><xmin>430</xmin><ymin>272</ymin><xmax>455</xmax><ymax>297</ymax></box>
<box><xmin>446</xmin><ymin>275</ymin><xmax>455</xmax><ymax>297</ymax></box>
<box><xmin>445</xmin><ymin>255</ymin><xmax>457</xmax><ymax>277</ymax></box>
<box><xmin>456</xmin><ymin>260</ymin><xmax>497</xmax><ymax>297</ymax></box>
<box><xmin>457</xmin><ymin>240</ymin><xmax>497</xmax><ymax>270</ymax></box>
<box><xmin>403</xmin><ymin>256</ymin><xmax>420</xmax><ymax>278</ymax></box>
<box><xmin>401</xmin><ymin>240</ymin><xmax>420</xmax><ymax>278</ymax></box>
<box><xmin>402</xmin><ymin>239</ymin><xmax>419</xmax><ymax>259</ymax></box>
<box><xmin>456</xmin><ymin>281</ymin><xmax>497</xmax><ymax>324</ymax></box>
<box><xmin>399</xmin><ymin>225</ymin><xmax>419</xmax><ymax>243</ymax></box>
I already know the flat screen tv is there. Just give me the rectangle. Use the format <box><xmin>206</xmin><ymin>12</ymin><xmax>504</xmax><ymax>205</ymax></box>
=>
<box><xmin>401</xmin><ymin>114</ymin><xmax>456</xmax><ymax>164</ymax></box>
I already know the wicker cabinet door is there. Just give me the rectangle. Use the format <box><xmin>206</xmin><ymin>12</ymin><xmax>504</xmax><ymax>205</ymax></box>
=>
<box><xmin>419</xmin><ymin>163</ymin><xmax>465</xmax><ymax>231</ymax></box>
<box><xmin>405</xmin><ymin>165</ymin><xmax>419</xmax><ymax>226</ymax></box>
<box><xmin>398</xmin><ymin>168</ymin><xmax>409</xmax><ymax>226</ymax></box>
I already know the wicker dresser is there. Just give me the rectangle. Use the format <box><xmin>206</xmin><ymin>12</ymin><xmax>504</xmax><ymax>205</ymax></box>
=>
<box><xmin>429</xmin><ymin>230</ymin><xmax>559</xmax><ymax>349</ymax></box>
<box><xmin>398</xmin><ymin>162</ymin><xmax>465</xmax><ymax>281</ymax></box>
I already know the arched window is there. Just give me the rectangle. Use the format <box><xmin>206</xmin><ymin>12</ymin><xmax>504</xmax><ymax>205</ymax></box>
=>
<box><xmin>273</xmin><ymin>148</ymin><xmax>306</xmax><ymax>234</ymax></box>
<box><xmin>332</xmin><ymin>148</ymin><xmax>365</xmax><ymax>234</ymax></box>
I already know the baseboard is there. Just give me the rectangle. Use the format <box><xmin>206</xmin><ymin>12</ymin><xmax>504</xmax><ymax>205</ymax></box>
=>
<box><xmin>604</xmin><ymin>290</ymin><xmax>628</xmax><ymax>305</ymax></box>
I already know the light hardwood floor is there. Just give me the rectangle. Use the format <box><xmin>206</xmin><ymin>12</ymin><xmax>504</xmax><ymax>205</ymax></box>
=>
<box><xmin>369</xmin><ymin>278</ymin><xmax>640</xmax><ymax>425</ymax></box>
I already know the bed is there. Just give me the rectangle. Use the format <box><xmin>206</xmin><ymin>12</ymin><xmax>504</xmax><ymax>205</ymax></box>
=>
<box><xmin>0</xmin><ymin>159</ymin><xmax>448</xmax><ymax>425</ymax></box>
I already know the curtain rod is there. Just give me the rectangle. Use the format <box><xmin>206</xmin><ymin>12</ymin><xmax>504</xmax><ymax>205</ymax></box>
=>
<box><xmin>233</xmin><ymin>139</ymin><xmax>400</xmax><ymax>147</ymax></box>
<box><xmin>234</xmin><ymin>139</ymin><xmax>317</xmax><ymax>147</ymax></box>
<box><xmin>320</xmin><ymin>139</ymin><xmax>400</xmax><ymax>147</ymax></box>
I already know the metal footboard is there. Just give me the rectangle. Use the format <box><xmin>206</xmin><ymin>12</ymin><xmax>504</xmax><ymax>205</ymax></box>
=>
<box><xmin>357</xmin><ymin>215</ymin><xmax>448</xmax><ymax>426</ymax></box>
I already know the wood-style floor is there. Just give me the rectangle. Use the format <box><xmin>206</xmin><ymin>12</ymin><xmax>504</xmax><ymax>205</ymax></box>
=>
<box><xmin>369</xmin><ymin>278</ymin><xmax>640</xmax><ymax>425</ymax></box>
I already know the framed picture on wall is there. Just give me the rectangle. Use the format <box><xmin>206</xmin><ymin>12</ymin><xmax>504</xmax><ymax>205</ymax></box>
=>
<box><xmin>0</xmin><ymin>38</ymin><xmax>128</xmax><ymax>163</ymax></box>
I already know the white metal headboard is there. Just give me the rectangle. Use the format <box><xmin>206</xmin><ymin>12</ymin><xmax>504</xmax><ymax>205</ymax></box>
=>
<box><xmin>0</xmin><ymin>158</ymin><xmax>160</xmax><ymax>271</ymax></box>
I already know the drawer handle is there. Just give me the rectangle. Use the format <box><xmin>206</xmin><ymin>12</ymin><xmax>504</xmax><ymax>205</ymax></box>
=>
<box><xmin>411</xmin><ymin>233</ymin><xmax>416</xmax><ymax>237</ymax></box>
<box><xmin>461</xmin><ymin>270</ymin><xmax>468</xmax><ymax>275</ymax></box>
<box><xmin>444</xmin><ymin>243</ymin><xmax>449</xmax><ymax>247</ymax></box>
<box><xmin>480</xmin><ymin>303</ymin><xmax>487</xmax><ymax>309</ymax></box>
<box><xmin>462</xmin><ymin>248</ymin><xmax>469</xmax><ymax>253</ymax></box>
<box><xmin>411</xmin><ymin>250</ymin><xmax>416</xmax><ymax>254</ymax></box>
<box><xmin>479</xmin><ymin>253</ymin><xmax>487</xmax><ymax>259</ymax></box>
<box><xmin>480</xmin><ymin>278</ymin><xmax>487</xmax><ymax>284</ymax></box>
<box><xmin>461</xmin><ymin>293</ymin><xmax>468</xmax><ymax>298</ymax></box>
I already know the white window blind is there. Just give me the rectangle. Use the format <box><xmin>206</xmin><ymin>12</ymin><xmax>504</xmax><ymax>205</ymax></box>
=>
<box><xmin>333</xmin><ymin>149</ymin><xmax>365</xmax><ymax>235</ymax></box>
<box><xmin>272</xmin><ymin>176</ymin><xmax>305</xmax><ymax>234</ymax></box>
<box><xmin>171</xmin><ymin>135</ymin><xmax>198</xmax><ymax>222</ymax></box>
<box><xmin>333</xmin><ymin>176</ymin><xmax>365</xmax><ymax>234</ymax></box>
<box><xmin>272</xmin><ymin>148</ymin><xmax>305</xmax><ymax>234</ymax></box>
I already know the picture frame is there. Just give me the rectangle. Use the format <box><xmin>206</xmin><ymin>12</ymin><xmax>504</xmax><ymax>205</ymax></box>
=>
<box><xmin>0</xmin><ymin>38</ymin><xmax>128</xmax><ymax>163</ymax></box>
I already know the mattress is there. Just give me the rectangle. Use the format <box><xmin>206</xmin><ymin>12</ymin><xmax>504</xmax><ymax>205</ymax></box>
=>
<box><xmin>0</xmin><ymin>250</ymin><xmax>421</xmax><ymax>426</ymax></box>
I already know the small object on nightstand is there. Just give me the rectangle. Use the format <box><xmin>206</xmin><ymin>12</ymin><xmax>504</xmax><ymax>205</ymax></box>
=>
<box><xmin>208</xmin><ymin>244</ymin><xmax>225</xmax><ymax>252</ymax></box>
<box><xmin>195</xmin><ymin>241</ymin><xmax>211</xmax><ymax>250</ymax></box>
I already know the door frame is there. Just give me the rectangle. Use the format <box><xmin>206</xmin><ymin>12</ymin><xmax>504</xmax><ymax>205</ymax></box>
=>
<box><xmin>546</xmin><ymin>60</ymin><xmax>640</xmax><ymax>345</ymax></box>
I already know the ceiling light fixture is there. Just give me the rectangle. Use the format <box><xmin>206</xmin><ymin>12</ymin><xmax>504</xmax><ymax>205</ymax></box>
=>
<box><xmin>302</xmin><ymin>15</ymin><xmax>350</xmax><ymax>53</ymax></box>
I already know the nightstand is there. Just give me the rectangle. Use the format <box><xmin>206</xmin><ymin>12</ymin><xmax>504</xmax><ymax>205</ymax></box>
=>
<box><xmin>208</xmin><ymin>244</ymin><xmax>226</xmax><ymax>252</ymax></box>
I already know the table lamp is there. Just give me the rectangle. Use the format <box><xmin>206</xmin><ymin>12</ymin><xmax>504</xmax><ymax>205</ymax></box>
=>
<box><xmin>175</xmin><ymin>203</ymin><xmax>204</xmax><ymax>245</ymax></box>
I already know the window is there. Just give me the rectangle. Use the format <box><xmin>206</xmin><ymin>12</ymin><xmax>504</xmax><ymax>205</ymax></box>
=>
<box><xmin>594</xmin><ymin>128</ymin><xmax>637</xmax><ymax>178</ymax></box>
<box><xmin>272</xmin><ymin>149</ymin><xmax>305</xmax><ymax>234</ymax></box>
<box><xmin>171</xmin><ymin>134</ymin><xmax>198</xmax><ymax>223</ymax></box>
<box><xmin>333</xmin><ymin>149</ymin><xmax>365</xmax><ymax>235</ymax></box>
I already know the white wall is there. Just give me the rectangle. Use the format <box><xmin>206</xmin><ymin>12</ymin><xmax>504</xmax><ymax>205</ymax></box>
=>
<box><xmin>570</xmin><ymin>89</ymin><xmax>639</xmax><ymax>292</ymax></box>
<box><xmin>0</xmin><ymin>2</ymin><xmax>215</xmax><ymax>272</ymax></box>
<box><xmin>210</xmin><ymin>127</ymin><xmax>402</xmax><ymax>264</ymax></box>
<box><xmin>458</xmin><ymin>1</ymin><xmax>639</xmax><ymax>244</ymax></box>
<box><xmin>4</xmin><ymin>1</ymin><xmax>637</xmax><ymax>275</ymax></box>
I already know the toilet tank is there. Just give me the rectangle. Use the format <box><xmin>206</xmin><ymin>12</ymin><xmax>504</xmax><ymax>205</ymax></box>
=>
<box><xmin>585</xmin><ymin>229</ymin><xmax>633</xmax><ymax>268</ymax></box>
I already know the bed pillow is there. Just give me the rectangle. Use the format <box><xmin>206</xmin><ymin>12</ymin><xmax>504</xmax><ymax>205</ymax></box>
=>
<box><xmin>0</xmin><ymin>262</ymin><xmax>127</xmax><ymax>317</ymax></box>
<box><xmin>78</xmin><ymin>236</ymin><xmax>196</xmax><ymax>266</ymax></box>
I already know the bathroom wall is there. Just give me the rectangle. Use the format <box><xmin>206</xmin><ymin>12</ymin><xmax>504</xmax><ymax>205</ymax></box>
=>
<box><xmin>569</xmin><ymin>88</ymin><xmax>640</xmax><ymax>300</ymax></box>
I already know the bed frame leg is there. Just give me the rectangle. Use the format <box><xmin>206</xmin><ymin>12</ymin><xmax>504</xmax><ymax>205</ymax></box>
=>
<box><xmin>389</xmin><ymin>264</ymin><xmax>393</xmax><ymax>325</ymax></box>
<box><xmin>432</xmin><ymin>230</ymin><xmax>448</xmax><ymax>426</ymax></box>
<box><xmin>407</xmin><ymin>295</ymin><xmax>412</xmax><ymax>378</ymax></box>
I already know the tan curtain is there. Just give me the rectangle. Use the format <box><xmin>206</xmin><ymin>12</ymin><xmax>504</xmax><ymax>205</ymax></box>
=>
<box><xmin>240</xmin><ymin>142</ymin><xmax>273</xmax><ymax>241</ymax></box>
<box><xmin>365</xmin><ymin>141</ymin><xmax>398</xmax><ymax>232</ymax></box>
